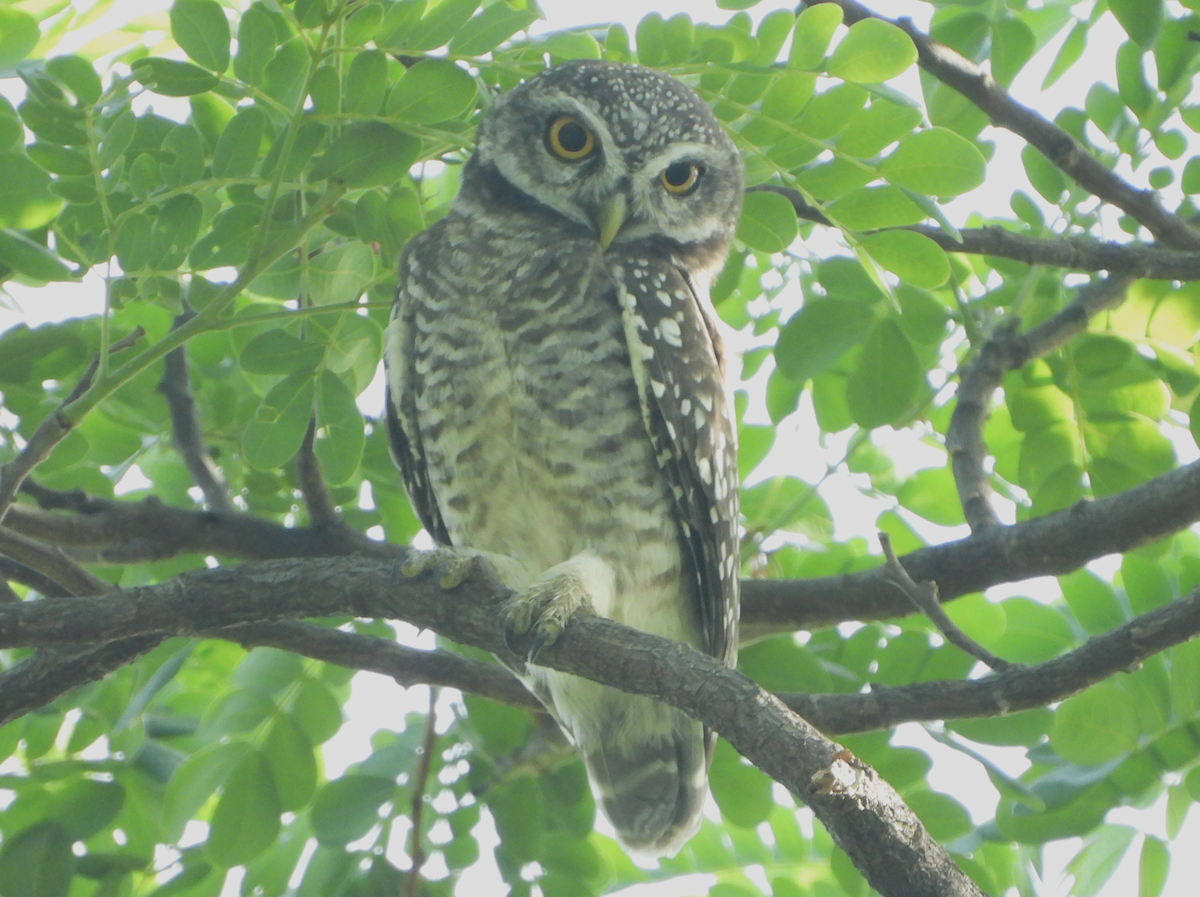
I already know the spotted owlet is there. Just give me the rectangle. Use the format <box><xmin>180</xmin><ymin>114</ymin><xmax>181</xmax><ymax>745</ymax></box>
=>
<box><xmin>384</xmin><ymin>59</ymin><xmax>743</xmax><ymax>856</ymax></box>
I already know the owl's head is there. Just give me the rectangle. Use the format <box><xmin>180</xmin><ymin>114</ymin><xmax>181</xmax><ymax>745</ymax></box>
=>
<box><xmin>462</xmin><ymin>60</ymin><xmax>744</xmax><ymax>258</ymax></box>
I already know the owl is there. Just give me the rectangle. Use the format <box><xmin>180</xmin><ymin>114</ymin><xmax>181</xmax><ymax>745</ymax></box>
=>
<box><xmin>384</xmin><ymin>59</ymin><xmax>743</xmax><ymax>856</ymax></box>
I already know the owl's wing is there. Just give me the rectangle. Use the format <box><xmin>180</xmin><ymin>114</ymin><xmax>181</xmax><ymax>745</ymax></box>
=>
<box><xmin>384</xmin><ymin>245</ymin><xmax>452</xmax><ymax>547</ymax></box>
<box><xmin>616</xmin><ymin>258</ymin><xmax>740</xmax><ymax>668</ymax></box>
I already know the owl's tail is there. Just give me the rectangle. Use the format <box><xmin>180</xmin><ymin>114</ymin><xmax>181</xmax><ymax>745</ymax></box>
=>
<box><xmin>583</xmin><ymin>714</ymin><xmax>709</xmax><ymax>857</ymax></box>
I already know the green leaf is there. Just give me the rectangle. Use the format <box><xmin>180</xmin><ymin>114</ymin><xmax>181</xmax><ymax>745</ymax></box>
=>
<box><xmin>735</xmin><ymin>190</ymin><xmax>798</xmax><ymax>252</ymax></box>
<box><xmin>44</xmin><ymin>55</ymin><xmax>102</xmax><ymax>106</ymax></box>
<box><xmin>1051</xmin><ymin>681</ymin><xmax>1140</xmax><ymax>765</ymax></box>
<box><xmin>97</xmin><ymin>109</ymin><xmax>136</xmax><ymax>169</ymax></box>
<box><xmin>448</xmin><ymin>3</ymin><xmax>538</xmax><ymax>55</ymax></box>
<box><xmin>47</xmin><ymin>779</ymin><xmax>124</xmax><ymax>840</ymax></box>
<box><xmin>263</xmin><ymin>36</ymin><xmax>308</xmax><ymax>110</ymax></box>
<box><xmin>1116</xmin><ymin>42</ymin><xmax>1153</xmax><ymax>117</ymax></box>
<box><xmin>404</xmin><ymin>0</ymin><xmax>481</xmax><ymax>52</ymax></box>
<box><xmin>1069</xmin><ymin>825</ymin><xmax>1137</xmax><ymax>897</ymax></box>
<box><xmin>774</xmin><ymin>298</ymin><xmax>875</xmax><ymax>383</ymax></box>
<box><xmin>345</xmin><ymin>50</ymin><xmax>388</xmax><ymax>116</ymax></box>
<box><xmin>211</xmin><ymin>105</ymin><xmax>266</xmax><ymax>178</ymax></box>
<box><xmin>345</xmin><ymin>3</ymin><xmax>384</xmax><ymax>46</ymax></box>
<box><xmin>240</xmin><ymin>331</ymin><xmax>324</xmax><ymax>376</ymax></box>
<box><xmin>206</xmin><ymin>749</ymin><xmax>282</xmax><ymax>867</ymax></box>
<box><xmin>896</xmin><ymin>467</ymin><xmax>964</xmax><ymax>526</ymax></box>
<box><xmin>846</xmin><ymin>318</ymin><xmax>920</xmax><ymax>428</ymax></box>
<box><xmin>131</xmin><ymin>58</ymin><xmax>220</xmax><ymax>96</ymax></box>
<box><xmin>149</xmin><ymin>193</ymin><xmax>203</xmax><ymax>270</ymax></box>
<box><xmin>310</xmin><ymin>775</ymin><xmax>395</xmax><ymax>844</ymax></box>
<box><xmin>1043</xmin><ymin>22</ymin><xmax>1087</xmax><ymax>89</ymax></box>
<box><xmin>709</xmin><ymin>739</ymin><xmax>774</xmax><ymax>828</ymax></box>
<box><xmin>789</xmin><ymin>3</ymin><xmax>841</xmax><ymax>69</ymax></box>
<box><xmin>991</xmin><ymin>18</ymin><xmax>1035</xmax><ymax>88</ymax></box>
<box><xmin>308</xmin><ymin>242</ymin><xmax>375</xmax><ymax>305</ymax></box>
<box><xmin>880</xmin><ymin>127</ymin><xmax>986</xmax><ymax>196</ymax></box>
<box><xmin>905</xmin><ymin>790</ymin><xmax>972</xmax><ymax>841</ymax></box>
<box><xmin>858</xmin><ymin>231</ymin><xmax>949</xmax><ymax>288</ymax></box>
<box><xmin>263</xmin><ymin>714</ymin><xmax>318</xmax><ymax>812</ymax></box>
<box><xmin>235</xmin><ymin>4</ymin><xmax>276</xmax><ymax>87</ymax></box>
<box><xmin>0</xmin><ymin>153</ymin><xmax>62</xmax><ymax>230</ymax></box>
<box><xmin>635</xmin><ymin>13</ymin><xmax>664</xmax><ymax>67</ymax></box>
<box><xmin>0</xmin><ymin>97</ymin><xmax>22</xmax><ymax>152</ymax></box>
<box><xmin>170</xmin><ymin>0</ymin><xmax>231</xmax><ymax>72</ymax></box>
<box><xmin>385</xmin><ymin>58</ymin><xmax>477</xmax><ymax>124</ymax></box>
<box><xmin>314</xmin><ymin>370</ymin><xmax>364</xmax><ymax>486</ymax></box>
<box><xmin>0</xmin><ymin>822</ymin><xmax>75</xmax><ymax>897</ymax></box>
<box><xmin>163</xmin><ymin>741</ymin><xmax>251</xmax><ymax>841</ymax></box>
<box><xmin>0</xmin><ymin>9</ymin><xmax>40</xmax><ymax>70</ymax></box>
<box><xmin>826</xmin><ymin>185</ymin><xmax>926</xmax><ymax>230</ymax></box>
<box><xmin>310</xmin><ymin>122</ymin><xmax>421</xmax><ymax>188</ymax></box>
<box><xmin>0</xmin><ymin>229</ymin><xmax>74</xmax><ymax>282</ymax></box>
<box><xmin>1110</xmin><ymin>0</ymin><xmax>1162</xmax><ymax>50</ymax></box>
<box><xmin>1060</xmin><ymin>569</ymin><xmax>1125</xmax><ymax>635</ymax></box>
<box><xmin>836</xmin><ymin>98</ymin><xmax>922</xmax><ymax>158</ymax></box>
<box><xmin>1139</xmin><ymin>835</ymin><xmax>1169</xmax><ymax>897</ymax></box>
<box><xmin>827</xmin><ymin>19</ymin><xmax>917</xmax><ymax>83</ymax></box>
<box><xmin>243</xmin><ymin>372</ymin><xmax>317</xmax><ymax>470</ymax></box>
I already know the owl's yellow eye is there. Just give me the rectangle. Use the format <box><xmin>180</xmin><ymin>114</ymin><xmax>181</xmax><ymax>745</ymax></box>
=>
<box><xmin>660</xmin><ymin>161</ymin><xmax>702</xmax><ymax>195</ymax></box>
<box><xmin>547</xmin><ymin>115</ymin><xmax>595</xmax><ymax>160</ymax></box>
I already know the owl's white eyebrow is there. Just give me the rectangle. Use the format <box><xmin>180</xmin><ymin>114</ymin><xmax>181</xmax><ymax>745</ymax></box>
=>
<box><xmin>636</xmin><ymin>143</ymin><xmax>726</xmax><ymax>175</ymax></box>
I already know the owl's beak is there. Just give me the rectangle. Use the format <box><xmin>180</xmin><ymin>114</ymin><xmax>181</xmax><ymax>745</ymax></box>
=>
<box><xmin>597</xmin><ymin>194</ymin><xmax>627</xmax><ymax>250</ymax></box>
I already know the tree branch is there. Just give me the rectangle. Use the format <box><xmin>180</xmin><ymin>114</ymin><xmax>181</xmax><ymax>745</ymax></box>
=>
<box><xmin>807</xmin><ymin>0</ymin><xmax>1200</xmax><ymax>250</ymax></box>
<box><xmin>0</xmin><ymin>556</ymin><xmax>983</xmax><ymax>897</ymax></box>
<box><xmin>750</xmin><ymin>185</ymin><xmax>1200</xmax><ymax>277</ymax></box>
<box><xmin>157</xmin><ymin>322</ymin><xmax>235</xmax><ymax>513</ymax></box>
<box><xmin>297</xmin><ymin>420</ymin><xmax>341</xmax><ymax>529</ymax></box>
<box><xmin>8</xmin><ymin>456</ymin><xmax>1200</xmax><ymax>637</ymax></box>
<box><xmin>5</xmin><ymin>489</ymin><xmax>392</xmax><ymax>563</ymax></box>
<box><xmin>780</xmin><ymin>583</ymin><xmax>1200</xmax><ymax>733</ymax></box>
<box><xmin>740</xmin><ymin>458</ymin><xmax>1200</xmax><ymax>637</ymax></box>
<box><xmin>879</xmin><ymin>533</ymin><xmax>1011</xmax><ymax>670</ymax></box>
<box><xmin>946</xmin><ymin>275</ymin><xmax>1132</xmax><ymax>531</ymax></box>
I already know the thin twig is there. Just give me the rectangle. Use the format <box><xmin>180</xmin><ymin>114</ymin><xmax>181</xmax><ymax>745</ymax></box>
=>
<box><xmin>752</xmin><ymin>185</ymin><xmax>1200</xmax><ymax>278</ymax></box>
<box><xmin>158</xmin><ymin>314</ymin><xmax>234</xmax><ymax>513</ymax></box>
<box><xmin>879</xmin><ymin>533</ymin><xmax>1011</xmax><ymax>671</ymax></box>
<box><xmin>297</xmin><ymin>420</ymin><xmax>340</xmax><ymax>529</ymax></box>
<box><xmin>945</xmin><ymin>275</ymin><xmax>1132</xmax><ymax>531</ymax></box>
<box><xmin>405</xmin><ymin>689</ymin><xmax>439</xmax><ymax>897</ymax></box>
<box><xmin>0</xmin><ymin>526</ymin><xmax>111</xmax><ymax>598</ymax></box>
<box><xmin>0</xmin><ymin>327</ymin><xmax>145</xmax><ymax>525</ymax></box>
<box><xmin>808</xmin><ymin>0</ymin><xmax>1200</xmax><ymax>250</ymax></box>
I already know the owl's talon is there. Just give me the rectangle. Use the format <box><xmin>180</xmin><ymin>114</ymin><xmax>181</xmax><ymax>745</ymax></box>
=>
<box><xmin>398</xmin><ymin>547</ymin><xmax>479</xmax><ymax>590</ymax></box>
<box><xmin>502</xmin><ymin>615</ymin><xmax>521</xmax><ymax>655</ymax></box>
<box><xmin>527</xmin><ymin>628</ymin><xmax>550</xmax><ymax>664</ymax></box>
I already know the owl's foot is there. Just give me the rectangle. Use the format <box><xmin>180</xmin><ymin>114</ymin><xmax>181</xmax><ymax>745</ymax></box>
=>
<box><xmin>503</xmin><ymin>551</ymin><xmax>613</xmax><ymax>663</ymax></box>
<box><xmin>396</xmin><ymin>546</ymin><xmax>527</xmax><ymax>591</ymax></box>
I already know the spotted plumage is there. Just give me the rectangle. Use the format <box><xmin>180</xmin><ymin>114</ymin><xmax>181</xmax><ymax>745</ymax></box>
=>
<box><xmin>384</xmin><ymin>60</ymin><xmax>742</xmax><ymax>856</ymax></box>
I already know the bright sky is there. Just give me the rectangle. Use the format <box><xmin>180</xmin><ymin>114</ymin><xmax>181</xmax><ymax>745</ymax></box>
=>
<box><xmin>2</xmin><ymin>1</ymin><xmax>1198</xmax><ymax>895</ymax></box>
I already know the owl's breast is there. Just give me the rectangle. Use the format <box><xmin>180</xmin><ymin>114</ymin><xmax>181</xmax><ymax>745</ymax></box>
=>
<box><xmin>406</xmin><ymin>226</ymin><xmax>683</xmax><ymax>596</ymax></box>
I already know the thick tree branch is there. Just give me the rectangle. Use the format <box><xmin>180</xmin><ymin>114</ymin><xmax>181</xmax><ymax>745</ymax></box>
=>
<box><xmin>8</xmin><ymin>457</ymin><xmax>1200</xmax><ymax>637</ymax></box>
<box><xmin>0</xmin><ymin>328</ymin><xmax>145</xmax><ymax>525</ymax></box>
<box><xmin>947</xmin><ymin>275</ymin><xmax>1132</xmax><ymax>531</ymax></box>
<box><xmin>158</xmin><ymin>326</ymin><xmax>235</xmax><ymax>513</ymax></box>
<box><xmin>807</xmin><ymin>1</ymin><xmax>1200</xmax><ymax>250</ymax></box>
<box><xmin>0</xmin><ymin>556</ymin><xmax>982</xmax><ymax>897</ymax></box>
